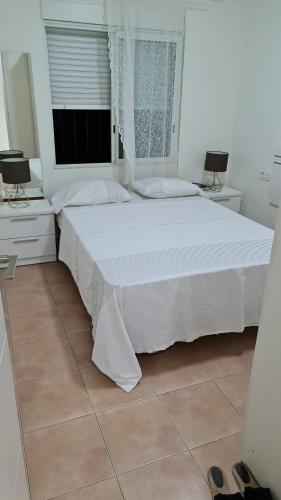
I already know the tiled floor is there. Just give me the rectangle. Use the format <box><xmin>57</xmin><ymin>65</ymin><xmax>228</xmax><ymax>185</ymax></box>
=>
<box><xmin>3</xmin><ymin>262</ymin><xmax>257</xmax><ymax>500</ymax></box>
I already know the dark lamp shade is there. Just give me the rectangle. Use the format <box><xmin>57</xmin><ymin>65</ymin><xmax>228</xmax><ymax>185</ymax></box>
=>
<box><xmin>1</xmin><ymin>158</ymin><xmax>31</xmax><ymax>184</ymax></box>
<box><xmin>0</xmin><ymin>150</ymin><xmax>23</xmax><ymax>160</ymax></box>
<box><xmin>205</xmin><ymin>151</ymin><xmax>229</xmax><ymax>173</ymax></box>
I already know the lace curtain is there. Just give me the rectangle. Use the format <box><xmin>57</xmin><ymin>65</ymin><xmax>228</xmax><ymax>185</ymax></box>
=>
<box><xmin>104</xmin><ymin>0</ymin><xmax>186</xmax><ymax>187</ymax></box>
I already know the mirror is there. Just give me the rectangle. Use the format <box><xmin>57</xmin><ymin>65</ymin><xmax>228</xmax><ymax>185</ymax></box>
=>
<box><xmin>0</xmin><ymin>51</ymin><xmax>42</xmax><ymax>192</ymax></box>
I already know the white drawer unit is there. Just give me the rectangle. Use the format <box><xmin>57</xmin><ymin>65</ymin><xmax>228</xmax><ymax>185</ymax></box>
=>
<box><xmin>203</xmin><ymin>186</ymin><xmax>242</xmax><ymax>213</ymax></box>
<box><xmin>0</xmin><ymin>213</ymin><xmax>54</xmax><ymax>239</ymax></box>
<box><xmin>0</xmin><ymin>200</ymin><xmax>56</xmax><ymax>266</ymax></box>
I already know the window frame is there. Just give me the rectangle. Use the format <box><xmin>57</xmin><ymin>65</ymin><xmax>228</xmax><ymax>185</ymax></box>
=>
<box><xmin>114</xmin><ymin>30</ymin><xmax>184</xmax><ymax>167</ymax></box>
<box><xmin>45</xmin><ymin>21</ymin><xmax>183</xmax><ymax>170</ymax></box>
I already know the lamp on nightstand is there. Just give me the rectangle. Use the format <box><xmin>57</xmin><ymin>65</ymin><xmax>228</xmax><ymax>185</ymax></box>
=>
<box><xmin>204</xmin><ymin>151</ymin><xmax>229</xmax><ymax>191</ymax></box>
<box><xmin>0</xmin><ymin>149</ymin><xmax>24</xmax><ymax>160</ymax></box>
<box><xmin>0</xmin><ymin>158</ymin><xmax>31</xmax><ymax>208</ymax></box>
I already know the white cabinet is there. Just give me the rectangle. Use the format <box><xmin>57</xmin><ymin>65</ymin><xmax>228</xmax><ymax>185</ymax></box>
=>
<box><xmin>203</xmin><ymin>186</ymin><xmax>242</xmax><ymax>213</ymax></box>
<box><xmin>0</xmin><ymin>199</ymin><xmax>56</xmax><ymax>266</ymax></box>
<box><xmin>0</xmin><ymin>291</ymin><xmax>30</xmax><ymax>500</ymax></box>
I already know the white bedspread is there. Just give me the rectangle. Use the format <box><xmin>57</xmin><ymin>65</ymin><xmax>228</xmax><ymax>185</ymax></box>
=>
<box><xmin>58</xmin><ymin>196</ymin><xmax>273</xmax><ymax>391</ymax></box>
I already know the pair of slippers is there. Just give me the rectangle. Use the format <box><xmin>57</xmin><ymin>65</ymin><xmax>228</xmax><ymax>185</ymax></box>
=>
<box><xmin>207</xmin><ymin>462</ymin><xmax>272</xmax><ymax>499</ymax></box>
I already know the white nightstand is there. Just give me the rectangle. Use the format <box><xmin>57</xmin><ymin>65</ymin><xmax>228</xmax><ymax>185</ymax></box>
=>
<box><xmin>0</xmin><ymin>199</ymin><xmax>56</xmax><ymax>266</ymax></box>
<box><xmin>203</xmin><ymin>186</ymin><xmax>242</xmax><ymax>213</ymax></box>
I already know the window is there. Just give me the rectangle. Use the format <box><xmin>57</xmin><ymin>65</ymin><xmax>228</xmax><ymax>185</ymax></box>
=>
<box><xmin>118</xmin><ymin>38</ymin><xmax>178</xmax><ymax>161</ymax></box>
<box><xmin>46</xmin><ymin>26</ymin><xmax>181</xmax><ymax>167</ymax></box>
<box><xmin>46</xmin><ymin>28</ymin><xmax>112</xmax><ymax>165</ymax></box>
<box><xmin>134</xmin><ymin>39</ymin><xmax>176</xmax><ymax>159</ymax></box>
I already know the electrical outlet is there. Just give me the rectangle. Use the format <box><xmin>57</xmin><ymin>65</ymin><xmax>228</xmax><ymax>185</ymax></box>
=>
<box><xmin>259</xmin><ymin>171</ymin><xmax>271</xmax><ymax>182</ymax></box>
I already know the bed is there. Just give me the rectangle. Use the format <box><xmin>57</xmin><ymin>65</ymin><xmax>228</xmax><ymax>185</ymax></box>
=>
<box><xmin>57</xmin><ymin>193</ymin><xmax>273</xmax><ymax>391</ymax></box>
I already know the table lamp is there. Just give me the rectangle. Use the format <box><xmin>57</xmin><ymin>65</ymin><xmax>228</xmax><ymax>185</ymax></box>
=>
<box><xmin>0</xmin><ymin>150</ymin><xmax>24</xmax><ymax>204</ymax></box>
<box><xmin>0</xmin><ymin>149</ymin><xmax>23</xmax><ymax>160</ymax></box>
<box><xmin>0</xmin><ymin>158</ymin><xmax>31</xmax><ymax>207</ymax></box>
<box><xmin>204</xmin><ymin>151</ymin><xmax>229</xmax><ymax>191</ymax></box>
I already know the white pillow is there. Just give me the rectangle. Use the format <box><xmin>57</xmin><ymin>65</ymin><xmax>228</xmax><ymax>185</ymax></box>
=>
<box><xmin>51</xmin><ymin>179</ymin><xmax>131</xmax><ymax>214</ymax></box>
<box><xmin>134</xmin><ymin>177</ymin><xmax>200</xmax><ymax>199</ymax></box>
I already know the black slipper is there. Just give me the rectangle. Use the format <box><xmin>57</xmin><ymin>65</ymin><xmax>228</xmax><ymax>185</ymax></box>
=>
<box><xmin>232</xmin><ymin>462</ymin><xmax>272</xmax><ymax>500</ymax></box>
<box><xmin>208</xmin><ymin>466</ymin><xmax>231</xmax><ymax>498</ymax></box>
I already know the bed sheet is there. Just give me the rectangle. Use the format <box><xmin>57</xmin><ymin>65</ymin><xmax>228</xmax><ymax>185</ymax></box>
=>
<box><xmin>58</xmin><ymin>196</ymin><xmax>273</xmax><ymax>391</ymax></box>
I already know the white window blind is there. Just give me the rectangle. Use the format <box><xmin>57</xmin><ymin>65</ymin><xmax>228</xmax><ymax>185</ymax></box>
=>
<box><xmin>46</xmin><ymin>28</ymin><xmax>111</xmax><ymax>108</ymax></box>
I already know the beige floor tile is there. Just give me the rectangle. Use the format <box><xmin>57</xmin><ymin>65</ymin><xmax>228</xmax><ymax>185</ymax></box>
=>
<box><xmin>13</xmin><ymin>337</ymin><xmax>77</xmax><ymax>382</ymax></box>
<box><xmin>6</xmin><ymin>285</ymin><xmax>56</xmax><ymax>315</ymax></box>
<box><xmin>68</xmin><ymin>331</ymin><xmax>94</xmax><ymax>368</ymax></box>
<box><xmin>42</xmin><ymin>261</ymin><xmax>72</xmax><ymax>284</ymax></box>
<box><xmin>4</xmin><ymin>265</ymin><xmax>47</xmax><ymax>291</ymax></box>
<box><xmin>191</xmin><ymin>434</ymin><xmax>242</xmax><ymax>493</ymax></box>
<box><xmin>97</xmin><ymin>397</ymin><xmax>185</xmax><ymax>474</ymax></box>
<box><xmin>18</xmin><ymin>370</ymin><xmax>93</xmax><ymax>432</ymax></box>
<box><xmin>191</xmin><ymin>330</ymin><xmax>257</xmax><ymax>379</ymax></box>
<box><xmin>160</xmin><ymin>381</ymin><xmax>242</xmax><ymax>449</ymax></box>
<box><xmin>50</xmin><ymin>282</ymin><xmax>82</xmax><ymax>306</ymax></box>
<box><xmin>119</xmin><ymin>452</ymin><xmax>210</xmax><ymax>500</ymax></box>
<box><xmin>139</xmin><ymin>343</ymin><xmax>210</xmax><ymax>395</ymax></box>
<box><xmin>24</xmin><ymin>415</ymin><xmax>114</xmax><ymax>500</ymax></box>
<box><xmin>51</xmin><ymin>479</ymin><xmax>123</xmax><ymax>500</ymax></box>
<box><xmin>58</xmin><ymin>304</ymin><xmax>92</xmax><ymax>334</ymax></box>
<box><xmin>9</xmin><ymin>309</ymin><xmax>65</xmax><ymax>345</ymax></box>
<box><xmin>215</xmin><ymin>371</ymin><xmax>251</xmax><ymax>415</ymax></box>
<box><xmin>80</xmin><ymin>364</ymin><xmax>154</xmax><ymax>411</ymax></box>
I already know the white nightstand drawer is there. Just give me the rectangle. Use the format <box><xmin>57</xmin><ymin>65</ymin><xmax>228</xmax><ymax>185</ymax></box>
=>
<box><xmin>213</xmin><ymin>196</ymin><xmax>242</xmax><ymax>213</ymax></box>
<box><xmin>0</xmin><ymin>235</ymin><xmax>56</xmax><ymax>260</ymax></box>
<box><xmin>0</xmin><ymin>214</ymin><xmax>55</xmax><ymax>240</ymax></box>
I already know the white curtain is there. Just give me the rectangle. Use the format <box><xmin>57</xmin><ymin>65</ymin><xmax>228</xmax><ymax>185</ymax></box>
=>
<box><xmin>104</xmin><ymin>0</ymin><xmax>186</xmax><ymax>187</ymax></box>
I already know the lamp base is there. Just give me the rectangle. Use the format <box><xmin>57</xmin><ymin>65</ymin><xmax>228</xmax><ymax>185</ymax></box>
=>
<box><xmin>204</xmin><ymin>172</ymin><xmax>223</xmax><ymax>192</ymax></box>
<box><xmin>5</xmin><ymin>184</ymin><xmax>30</xmax><ymax>208</ymax></box>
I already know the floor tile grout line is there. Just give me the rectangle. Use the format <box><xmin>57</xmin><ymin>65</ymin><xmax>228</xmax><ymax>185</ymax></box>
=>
<box><xmin>6</xmin><ymin>265</ymin><xmax>99</xmax><ymax>500</ymax></box>
<box><xmin>15</xmin><ymin>271</ymin><xmax>95</xmax><ymax>437</ymax></box>
<box><xmin>7</xmin><ymin>265</ymin><xmax>252</xmax><ymax>499</ymax></box>
<box><xmin>16</xmin><ymin>366</ymin><xmax>85</xmax><ymax>387</ymax></box>
<box><xmin>22</xmin><ymin>410</ymin><xmax>96</xmax><ymax>436</ymax></box>
<box><xmin>11</xmin><ymin>331</ymin><xmax>70</xmax><ymax>349</ymax></box>
<box><xmin>10</xmin><ymin>331</ymin><xmax>67</xmax><ymax>348</ymax></box>
<box><xmin>94</xmin><ymin>410</ymin><xmax>125</xmax><ymax>497</ymax></box>
<box><xmin>76</xmin><ymin>361</ymin><xmax>125</xmax><ymax>497</ymax></box>
<box><xmin>3</xmin><ymin>282</ymin><xmax>34</xmax><ymax>500</ymax></box>
<box><xmin>116</xmin><ymin>449</ymin><xmax>196</xmax><ymax>479</ymax></box>
<box><xmin>212</xmin><ymin>379</ymin><xmax>246</xmax><ymax>418</ymax></box>
<box><xmin>155</xmin><ymin>387</ymin><xmax>243</xmax><ymax>459</ymax></box>
<box><xmin>93</xmin><ymin>394</ymin><xmax>158</xmax><ymax>414</ymax></box>
<box><xmin>214</xmin><ymin>369</ymin><xmax>251</xmax><ymax>383</ymax></box>
<box><xmin>92</xmin><ymin>398</ymin><xmax>201</xmax><ymax>494</ymax></box>
<box><xmin>189</xmin><ymin>431</ymin><xmax>242</xmax><ymax>452</ymax></box>
<box><xmin>46</xmin><ymin>477</ymin><xmax>122</xmax><ymax>500</ymax></box>
<box><xmin>93</xmin><ymin>393</ymin><xmax>159</xmax><ymax>414</ymax></box>
<box><xmin>208</xmin><ymin>367</ymin><xmax>252</xmax><ymax>381</ymax></box>
<box><xmin>189</xmin><ymin>431</ymin><xmax>243</xmax><ymax>484</ymax></box>
<box><xmin>14</xmin><ymin>365</ymin><xmax>83</xmax><ymax>386</ymax></box>
<box><xmin>116</xmin><ymin>450</ymin><xmax>195</xmax><ymax>481</ymax></box>
<box><xmin>155</xmin><ymin>393</ymin><xmax>189</xmax><ymax>453</ymax></box>
<box><xmin>8</xmin><ymin>268</ymin><xmax>72</xmax><ymax>346</ymax></box>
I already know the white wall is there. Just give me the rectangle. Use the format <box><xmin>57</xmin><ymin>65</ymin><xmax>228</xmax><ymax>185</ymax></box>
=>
<box><xmin>0</xmin><ymin>0</ymin><xmax>249</xmax><ymax>198</ymax></box>
<box><xmin>178</xmin><ymin>0</ymin><xmax>248</xmax><ymax>184</ymax></box>
<box><xmin>243</xmin><ymin>197</ymin><xmax>281</xmax><ymax>498</ymax></box>
<box><xmin>228</xmin><ymin>0</ymin><xmax>281</xmax><ymax>229</ymax></box>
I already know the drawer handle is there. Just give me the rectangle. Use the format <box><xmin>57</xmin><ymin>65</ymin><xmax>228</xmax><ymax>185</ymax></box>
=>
<box><xmin>11</xmin><ymin>217</ymin><xmax>37</xmax><ymax>222</ymax></box>
<box><xmin>13</xmin><ymin>238</ymin><xmax>39</xmax><ymax>244</ymax></box>
<box><xmin>214</xmin><ymin>197</ymin><xmax>231</xmax><ymax>202</ymax></box>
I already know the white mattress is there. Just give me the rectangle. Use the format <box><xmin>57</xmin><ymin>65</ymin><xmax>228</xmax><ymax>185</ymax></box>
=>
<box><xmin>58</xmin><ymin>195</ymin><xmax>273</xmax><ymax>391</ymax></box>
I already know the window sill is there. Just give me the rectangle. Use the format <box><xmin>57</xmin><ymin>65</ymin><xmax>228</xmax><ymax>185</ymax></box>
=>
<box><xmin>54</xmin><ymin>162</ymin><xmax>115</xmax><ymax>169</ymax></box>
